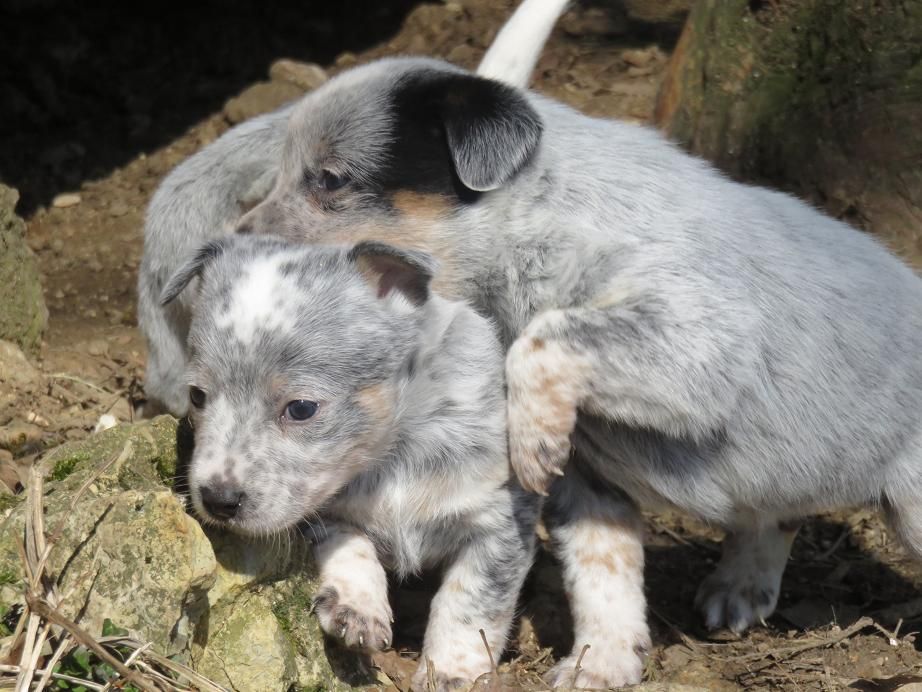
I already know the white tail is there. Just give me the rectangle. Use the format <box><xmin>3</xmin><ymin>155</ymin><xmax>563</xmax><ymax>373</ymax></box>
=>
<box><xmin>477</xmin><ymin>0</ymin><xmax>570</xmax><ymax>89</ymax></box>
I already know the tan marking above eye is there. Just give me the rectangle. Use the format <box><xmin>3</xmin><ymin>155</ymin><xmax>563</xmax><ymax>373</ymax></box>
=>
<box><xmin>391</xmin><ymin>190</ymin><xmax>452</xmax><ymax>221</ymax></box>
<box><xmin>355</xmin><ymin>381</ymin><xmax>396</xmax><ymax>425</ymax></box>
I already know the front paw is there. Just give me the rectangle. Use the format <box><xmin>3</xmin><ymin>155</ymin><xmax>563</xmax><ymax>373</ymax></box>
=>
<box><xmin>545</xmin><ymin>639</ymin><xmax>648</xmax><ymax>690</ymax></box>
<box><xmin>312</xmin><ymin>585</ymin><xmax>392</xmax><ymax>652</ymax></box>
<box><xmin>507</xmin><ymin>411</ymin><xmax>570</xmax><ymax>496</ymax></box>
<box><xmin>506</xmin><ymin>334</ymin><xmax>583</xmax><ymax>495</ymax></box>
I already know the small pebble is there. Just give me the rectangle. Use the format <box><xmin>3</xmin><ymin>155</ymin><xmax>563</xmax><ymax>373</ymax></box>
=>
<box><xmin>52</xmin><ymin>192</ymin><xmax>82</xmax><ymax>208</ymax></box>
<box><xmin>86</xmin><ymin>339</ymin><xmax>109</xmax><ymax>356</ymax></box>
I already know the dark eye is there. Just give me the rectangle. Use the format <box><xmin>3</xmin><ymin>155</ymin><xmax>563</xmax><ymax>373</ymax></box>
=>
<box><xmin>284</xmin><ymin>400</ymin><xmax>319</xmax><ymax>421</ymax></box>
<box><xmin>319</xmin><ymin>170</ymin><xmax>349</xmax><ymax>192</ymax></box>
<box><xmin>189</xmin><ymin>386</ymin><xmax>207</xmax><ymax>409</ymax></box>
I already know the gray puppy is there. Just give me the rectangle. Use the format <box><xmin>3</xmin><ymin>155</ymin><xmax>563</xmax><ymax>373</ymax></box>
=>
<box><xmin>238</xmin><ymin>56</ymin><xmax>922</xmax><ymax>688</ymax></box>
<box><xmin>161</xmin><ymin>235</ymin><xmax>539</xmax><ymax>691</ymax></box>
<box><xmin>137</xmin><ymin>0</ymin><xmax>568</xmax><ymax>417</ymax></box>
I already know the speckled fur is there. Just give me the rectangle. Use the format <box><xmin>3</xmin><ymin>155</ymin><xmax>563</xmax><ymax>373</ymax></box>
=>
<box><xmin>238</xmin><ymin>57</ymin><xmax>922</xmax><ymax>687</ymax></box>
<box><xmin>163</xmin><ymin>236</ymin><xmax>538</xmax><ymax>690</ymax></box>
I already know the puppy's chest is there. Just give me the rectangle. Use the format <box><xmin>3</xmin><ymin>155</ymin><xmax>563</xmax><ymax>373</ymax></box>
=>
<box><xmin>329</xmin><ymin>471</ymin><xmax>487</xmax><ymax>574</ymax></box>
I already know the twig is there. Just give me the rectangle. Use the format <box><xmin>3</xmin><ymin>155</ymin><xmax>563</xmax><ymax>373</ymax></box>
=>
<box><xmin>34</xmin><ymin>631</ymin><xmax>76</xmax><ymax>690</ymax></box>
<box><xmin>24</xmin><ymin>594</ymin><xmax>160</xmax><ymax>692</ymax></box>
<box><xmin>479</xmin><ymin>629</ymin><xmax>497</xmax><ymax>673</ymax></box>
<box><xmin>101</xmin><ymin>641</ymin><xmax>152</xmax><ymax>692</ymax></box>
<box><xmin>740</xmin><ymin>616</ymin><xmax>873</xmax><ymax>673</ymax></box>
<box><xmin>569</xmin><ymin>644</ymin><xmax>590</xmax><ymax>689</ymax></box>
<box><xmin>49</xmin><ymin>374</ymin><xmax>115</xmax><ymax>396</ymax></box>
<box><xmin>814</xmin><ymin>527</ymin><xmax>849</xmax><ymax>561</ymax></box>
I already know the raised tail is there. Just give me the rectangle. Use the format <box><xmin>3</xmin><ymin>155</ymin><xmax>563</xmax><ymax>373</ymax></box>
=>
<box><xmin>477</xmin><ymin>0</ymin><xmax>570</xmax><ymax>88</ymax></box>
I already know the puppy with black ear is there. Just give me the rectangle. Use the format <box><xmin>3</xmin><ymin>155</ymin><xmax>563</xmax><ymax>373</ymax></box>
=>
<box><xmin>136</xmin><ymin>0</ymin><xmax>571</xmax><ymax>419</ymax></box>
<box><xmin>240</xmin><ymin>54</ymin><xmax>922</xmax><ymax>689</ymax></box>
<box><xmin>162</xmin><ymin>235</ymin><xmax>539</xmax><ymax>691</ymax></box>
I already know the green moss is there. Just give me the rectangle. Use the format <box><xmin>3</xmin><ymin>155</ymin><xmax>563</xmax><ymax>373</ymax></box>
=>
<box><xmin>50</xmin><ymin>451</ymin><xmax>89</xmax><ymax>481</ymax></box>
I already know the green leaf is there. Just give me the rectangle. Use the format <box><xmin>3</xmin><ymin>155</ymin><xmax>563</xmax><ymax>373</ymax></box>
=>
<box><xmin>71</xmin><ymin>647</ymin><xmax>91</xmax><ymax>673</ymax></box>
<box><xmin>101</xmin><ymin>617</ymin><xmax>128</xmax><ymax>637</ymax></box>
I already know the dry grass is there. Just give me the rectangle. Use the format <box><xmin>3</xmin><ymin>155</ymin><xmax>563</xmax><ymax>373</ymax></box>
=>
<box><xmin>0</xmin><ymin>457</ymin><xmax>228</xmax><ymax>692</ymax></box>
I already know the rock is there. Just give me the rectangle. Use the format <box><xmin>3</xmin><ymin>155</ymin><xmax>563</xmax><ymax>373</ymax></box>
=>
<box><xmin>0</xmin><ymin>417</ymin><xmax>360</xmax><ymax>689</ymax></box>
<box><xmin>0</xmin><ymin>340</ymin><xmax>41</xmax><ymax>392</ymax></box>
<box><xmin>223</xmin><ymin>81</ymin><xmax>305</xmax><ymax>124</ymax></box>
<box><xmin>269</xmin><ymin>59</ymin><xmax>328</xmax><ymax>91</ymax></box>
<box><xmin>51</xmin><ymin>192</ymin><xmax>81</xmax><ymax>208</ymax></box>
<box><xmin>655</xmin><ymin>0</ymin><xmax>922</xmax><ymax>266</ymax></box>
<box><xmin>85</xmin><ymin>338</ymin><xmax>109</xmax><ymax>356</ymax></box>
<box><xmin>0</xmin><ymin>185</ymin><xmax>48</xmax><ymax>354</ymax></box>
<box><xmin>0</xmin><ymin>422</ymin><xmax>43</xmax><ymax>454</ymax></box>
<box><xmin>622</xmin><ymin>0</ymin><xmax>695</xmax><ymax>28</ymax></box>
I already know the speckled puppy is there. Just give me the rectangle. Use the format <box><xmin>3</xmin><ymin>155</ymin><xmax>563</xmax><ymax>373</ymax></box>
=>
<box><xmin>161</xmin><ymin>235</ymin><xmax>538</xmax><ymax>691</ymax></box>
<box><xmin>238</xmin><ymin>55</ymin><xmax>922</xmax><ymax>687</ymax></box>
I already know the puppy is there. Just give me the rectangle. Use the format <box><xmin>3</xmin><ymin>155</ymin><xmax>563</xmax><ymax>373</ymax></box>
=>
<box><xmin>238</xmin><ymin>56</ymin><xmax>922</xmax><ymax>688</ymax></box>
<box><xmin>161</xmin><ymin>235</ymin><xmax>539</xmax><ymax>690</ymax></box>
<box><xmin>136</xmin><ymin>0</ymin><xmax>569</xmax><ymax>417</ymax></box>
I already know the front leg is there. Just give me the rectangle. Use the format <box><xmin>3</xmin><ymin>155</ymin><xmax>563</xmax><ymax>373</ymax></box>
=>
<box><xmin>410</xmin><ymin>491</ymin><xmax>539</xmax><ymax>692</ymax></box>
<box><xmin>507</xmin><ymin>291</ymin><xmax>752</xmax><ymax>495</ymax></box>
<box><xmin>311</xmin><ymin>523</ymin><xmax>393</xmax><ymax>653</ymax></box>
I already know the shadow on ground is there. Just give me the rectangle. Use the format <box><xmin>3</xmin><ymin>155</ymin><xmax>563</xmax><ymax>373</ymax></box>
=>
<box><xmin>0</xmin><ymin>0</ymin><xmax>421</xmax><ymax>214</ymax></box>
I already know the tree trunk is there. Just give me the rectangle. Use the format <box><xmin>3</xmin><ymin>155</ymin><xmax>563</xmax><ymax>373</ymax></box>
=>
<box><xmin>655</xmin><ymin>0</ymin><xmax>922</xmax><ymax>267</ymax></box>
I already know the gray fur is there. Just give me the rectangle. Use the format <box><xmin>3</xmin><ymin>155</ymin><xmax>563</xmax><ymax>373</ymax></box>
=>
<box><xmin>136</xmin><ymin>0</ymin><xmax>564</xmax><ymax>418</ymax></box>
<box><xmin>241</xmin><ymin>57</ymin><xmax>922</xmax><ymax>686</ymax></box>
<box><xmin>171</xmin><ymin>235</ymin><xmax>538</xmax><ymax>689</ymax></box>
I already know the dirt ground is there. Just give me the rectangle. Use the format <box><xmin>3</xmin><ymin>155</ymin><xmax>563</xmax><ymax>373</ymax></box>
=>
<box><xmin>2</xmin><ymin>0</ymin><xmax>921</xmax><ymax>689</ymax></box>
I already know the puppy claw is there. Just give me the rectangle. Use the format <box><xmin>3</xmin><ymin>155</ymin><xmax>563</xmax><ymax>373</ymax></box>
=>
<box><xmin>312</xmin><ymin>585</ymin><xmax>393</xmax><ymax>653</ymax></box>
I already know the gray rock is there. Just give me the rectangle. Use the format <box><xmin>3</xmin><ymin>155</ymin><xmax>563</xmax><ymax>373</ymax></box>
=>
<box><xmin>0</xmin><ymin>185</ymin><xmax>48</xmax><ymax>354</ymax></box>
<box><xmin>0</xmin><ymin>417</ymin><xmax>360</xmax><ymax>690</ymax></box>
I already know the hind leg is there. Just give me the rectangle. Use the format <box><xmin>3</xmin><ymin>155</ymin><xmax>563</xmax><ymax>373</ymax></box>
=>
<box><xmin>543</xmin><ymin>466</ymin><xmax>650</xmax><ymax>689</ymax></box>
<box><xmin>695</xmin><ymin>520</ymin><xmax>799</xmax><ymax>632</ymax></box>
<box><xmin>885</xmin><ymin>491</ymin><xmax>922</xmax><ymax>559</ymax></box>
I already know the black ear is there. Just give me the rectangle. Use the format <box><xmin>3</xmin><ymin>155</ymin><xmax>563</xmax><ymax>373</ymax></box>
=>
<box><xmin>347</xmin><ymin>241</ymin><xmax>438</xmax><ymax>307</ymax></box>
<box><xmin>439</xmin><ymin>74</ymin><xmax>543</xmax><ymax>192</ymax></box>
<box><xmin>160</xmin><ymin>239</ymin><xmax>230</xmax><ymax>306</ymax></box>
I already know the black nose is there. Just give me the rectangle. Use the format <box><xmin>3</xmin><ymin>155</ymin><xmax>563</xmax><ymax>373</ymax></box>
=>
<box><xmin>200</xmin><ymin>484</ymin><xmax>245</xmax><ymax>520</ymax></box>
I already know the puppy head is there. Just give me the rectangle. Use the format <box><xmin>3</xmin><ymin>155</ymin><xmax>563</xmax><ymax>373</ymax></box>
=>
<box><xmin>161</xmin><ymin>235</ymin><xmax>436</xmax><ymax>535</ymax></box>
<box><xmin>235</xmin><ymin>57</ymin><xmax>543</xmax><ymax>252</ymax></box>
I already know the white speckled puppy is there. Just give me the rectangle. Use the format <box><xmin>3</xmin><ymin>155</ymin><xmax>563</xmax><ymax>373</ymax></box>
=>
<box><xmin>161</xmin><ymin>235</ymin><xmax>539</xmax><ymax>691</ymax></box>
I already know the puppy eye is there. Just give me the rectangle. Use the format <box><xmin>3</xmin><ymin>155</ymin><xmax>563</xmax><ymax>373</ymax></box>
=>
<box><xmin>284</xmin><ymin>400</ymin><xmax>319</xmax><ymax>421</ymax></box>
<box><xmin>189</xmin><ymin>386</ymin><xmax>207</xmax><ymax>409</ymax></box>
<box><xmin>319</xmin><ymin>170</ymin><xmax>349</xmax><ymax>192</ymax></box>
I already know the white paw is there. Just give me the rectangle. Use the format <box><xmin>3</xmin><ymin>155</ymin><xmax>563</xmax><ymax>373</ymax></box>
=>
<box><xmin>506</xmin><ymin>334</ymin><xmax>586</xmax><ymax>495</ymax></box>
<box><xmin>695</xmin><ymin>567</ymin><xmax>781</xmax><ymax>633</ymax></box>
<box><xmin>545</xmin><ymin>638</ymin><xmax>648</xmax><ymax>690</ymax></box>
<box><xmin>312</xmin><ymin>584</ymin><xmax>392</xmax><ymax>652</ymax></box>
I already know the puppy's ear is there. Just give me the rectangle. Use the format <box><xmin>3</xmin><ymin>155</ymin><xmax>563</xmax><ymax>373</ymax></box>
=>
<box><xmin>348</xmin><ymin>241</ymin><xmax>438</xmax><ymax>307</ymax></box>
<box><xmin>160</xmin><ymin>239</ymin><xmax>230</xmax><ymax>306</ymax></box>
<box><xmin>439</xmin><ymin>75</ymin><xmax>542</xmax><ymax>192</ymax></box>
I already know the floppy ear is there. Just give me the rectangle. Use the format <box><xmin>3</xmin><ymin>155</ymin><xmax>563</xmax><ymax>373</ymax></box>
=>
<box><xmin>348</xmin><ymin>241</ymin><xmax>438</xmax><ymax>307</ymax></box>
<box><xmin>439</xmin><ymin>74</ymin><xmax>543</xmax><ymax>192</ymax></box>
<box><xmin>160</xmin><ymin>239</ymin><xmax>230</xmax><ymax>306</ymax></box>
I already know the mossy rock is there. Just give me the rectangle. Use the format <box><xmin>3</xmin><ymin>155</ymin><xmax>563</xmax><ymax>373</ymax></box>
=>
<box><xmin>43</xmin><ymin>414</ymin><xmax>187</xmax><ymax>489</ymax></box>
<box><xmin>656</xmin><ymin>0</ymin><xmax>922</xmax><ymax>264</ymax></box>
<box><xmin>0</xmin><ymin>185</ymin><xmax>47</xmax><ymax>354</ymax></box>
<box><xmin>0</xmin><ymin>418</ymin><xmax>364</xmax><ymax>688</ymax></box>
